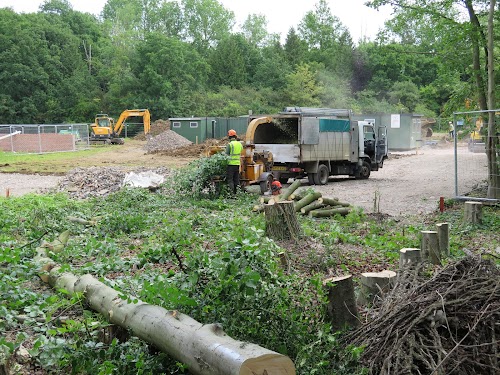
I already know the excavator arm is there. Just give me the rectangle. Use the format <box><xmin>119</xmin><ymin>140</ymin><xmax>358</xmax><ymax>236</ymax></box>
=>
<box><xmin>113</xmin><ymin>109</ymin><xmax>151</xmax><ymax>137</ymax></box>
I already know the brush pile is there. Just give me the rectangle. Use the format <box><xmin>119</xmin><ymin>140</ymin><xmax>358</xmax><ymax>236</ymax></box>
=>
<box><xmin>343</xmin><ymin>255</ymin><xmax>500</xmax><ymax>375</ymax></box>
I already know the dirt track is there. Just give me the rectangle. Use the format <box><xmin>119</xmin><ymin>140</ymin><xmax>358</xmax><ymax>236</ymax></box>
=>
<box><xmin>0</xmin><ymin>142</ymin><xmax>488</xmax><ymax>217</ymax></box>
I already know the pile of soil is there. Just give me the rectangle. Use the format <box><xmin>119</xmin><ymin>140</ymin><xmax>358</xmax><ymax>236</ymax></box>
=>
<box><xmin>51</xmin><ymin>166</ymin><xmax>172</xmax><ymax>199</ymax></box>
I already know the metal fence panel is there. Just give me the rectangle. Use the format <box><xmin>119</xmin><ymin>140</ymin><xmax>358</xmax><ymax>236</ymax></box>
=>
<box><xmin>0</xmin><ymin>124</ymin><xmax>89</xmax><ymax>154</ymax></box>
<box><xmin>453</xmin><ymin>110</ymin><xmax>499</xmax><ymax>200</ymax></box>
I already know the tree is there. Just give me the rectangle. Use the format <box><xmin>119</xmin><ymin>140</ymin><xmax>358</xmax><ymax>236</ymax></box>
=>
<box><xmin>208</xmin><ymin>34</ymin><xmax>259</xmax><ymax>89</ymax></box>
<box><xmin>284</xmin><ymin>27</ymin><xmax>308</xmax><ymax>68</ymax></box>
<box><xmin>297</xmin><ymin>0</ymin><xmax>354</xmax><ymax>80</ymax></box>
<box><xmin>486</xmin><ymin>0</ymin><xmax>498</xmax><ymax>198</ymax></box>
<box><xmin>241</xmin><ymin>13</ymin><xmax>268</xmax><ymax>47</ymax></box>
<box><xmin>298</xmin><ymin>0</ymin><xmax>350</xmax><ymax>50</ymax></box>
<box><xmin>181</xmin><ymin>0</ymin><xmax>235</xmax><ymax>53</ymax></box>
<box><xmin>389</xmin><ymin>81</ymin><xmax>421</xmax><ymax>112</ymax></box>
<box><xmin>283</xmin><ymin>63</ymin><xmax>323</xmax><ymax>107</ymax></box>
<box><xmin>132</xmin><ymin>33</ymin><xmax>209</xmax><ymax>118</ymax></box>
<box><xmin>368</xmin><ymin>0</ymin><xmax>499</xmax><ymax>197</ymax></box>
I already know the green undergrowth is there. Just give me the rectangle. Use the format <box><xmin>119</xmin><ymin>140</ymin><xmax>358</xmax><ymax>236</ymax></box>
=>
<box><xmin>0</xmin><ymin>188</ymin><xmax>498</xmax><ymax>374</ymax></box>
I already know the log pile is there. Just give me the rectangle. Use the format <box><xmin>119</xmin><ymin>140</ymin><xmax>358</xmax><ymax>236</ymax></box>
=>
<box><xmin>253</xmin><ymin>181</ymin><xmax>352</xmax><ymax>218</ymax></box>
<box><xmin>342</xmin><ymin>256</ymin><xmax>500</xmax><ymax>375</ymax></box>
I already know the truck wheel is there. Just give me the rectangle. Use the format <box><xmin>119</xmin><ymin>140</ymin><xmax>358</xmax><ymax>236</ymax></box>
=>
<box><xmin>260</xmin><ymin>175</ymin><xmax>273</xmax><ymax>194</ymax></box>
<box><xmin>313</xmin><ymin>164</ymin><xmax>329</xmax><ymax>185</ymax></box>
<box><xmin>307</xmin><ymin>174</ymin><xmax>316</xmax><ymax>185</ymax></box>
<box><xmin>355</xmin><ymin>161</ymin><xmax>371</xmax><ymax>179</ymax></box>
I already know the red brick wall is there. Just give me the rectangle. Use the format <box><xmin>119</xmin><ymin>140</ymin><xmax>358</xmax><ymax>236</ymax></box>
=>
<box><xmin>0</xmin><ymin>134</ymin><xmax>75</xmax><ymax>153</ymax></box>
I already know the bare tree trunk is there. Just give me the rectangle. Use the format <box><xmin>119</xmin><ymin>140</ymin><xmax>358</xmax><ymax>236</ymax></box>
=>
<box><xmin>486</xmin><ymin>0</ymin><xmax>499</xmax><ymax>199</ymax></box>
<box><xmin>34</xmin><ymin>248</ymin><xmax>296</xmax><ymax>375</ymax></box>
<box><xmin>465</xmin><ymin>0</ymin><xmax>488</xmax><ymax>111</ymax></box>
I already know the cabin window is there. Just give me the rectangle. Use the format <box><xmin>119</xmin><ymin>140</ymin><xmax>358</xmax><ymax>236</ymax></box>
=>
<box><xmin>172</xmin><ymin>122</ymin><xmax>181</xmax><ymax>128</ymax></box>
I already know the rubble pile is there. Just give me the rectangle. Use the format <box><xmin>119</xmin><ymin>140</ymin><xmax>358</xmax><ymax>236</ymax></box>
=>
<box><xmin>53</xmin><ymin>166</ymin><xmax>171</xmax><ymax>199</ymax></box>
<box><xmin>144</xmin><ymin>130</ymin><xmax>192</xmax><ymax>154</ymax></box>
<box><xmin>135</xmin><ymin>119</ymin><xmax>170</xmax><ymax>140</ymax></box>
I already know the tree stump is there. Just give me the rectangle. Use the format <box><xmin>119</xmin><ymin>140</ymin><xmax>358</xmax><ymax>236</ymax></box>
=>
<box><xmin>264</xmin><ymin>201</ymin><xmax>301</xmax><ymax>241</ymax></box>
<box><xmin>464</xmin><ymin>201</ymin><xmax>482</xmax><ymax>224</ymax></box>
<box><xmin>399</xmin><ymin>248</ymin><xmax>422</xmax><ymax>269</ymax></box>
<box><xmin>421</xmin><ymin>230</ymin><xmax>440</xmax><ymax>265</ymax></box>
<box><xmin>359</xmin><ymin>270</ymin><xmax>397</xmax><ymax>305</ymax></box>
<box><xmin>436</xmin><ymin>222</ymin><xmax>450</xmax><ymax>257</ymax></box>
<box><xmin>323</xmin><ymin>275</ymin><xmax>359</xmax><ymax>331</ymax></box>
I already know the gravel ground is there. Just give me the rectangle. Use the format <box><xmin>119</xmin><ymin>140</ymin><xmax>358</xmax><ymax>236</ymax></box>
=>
<box><xmin>0</xmin><ymin>143</ymin><xmax>488</xmax><ymax>217</ymax></box>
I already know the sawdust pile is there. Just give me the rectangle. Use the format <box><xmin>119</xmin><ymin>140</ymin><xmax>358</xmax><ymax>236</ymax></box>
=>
<box><xmin>52</xmin><ymin>166</ymin><xmax>172</xmax><ymax>199</ymax></box>
<box><xmin>343</xmin><ymin>255</ymin><xmax>500</xmax><ymax>375</ymax></box>
<box><xmin>144</xmin><ymin>130</ymin><xmax>192</xmax><ymax>154</ymax></box>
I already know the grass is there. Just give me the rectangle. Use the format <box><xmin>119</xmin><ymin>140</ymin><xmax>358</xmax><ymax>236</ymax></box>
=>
<box><xmin>0</xmin><ymin>147</ymin><xmax>114</xmax><ymax>174</ymax></box>
<box><xmin>0</xmin><ymin>160</ymin><xmax>498</xmax><ymax>374</ymax></box>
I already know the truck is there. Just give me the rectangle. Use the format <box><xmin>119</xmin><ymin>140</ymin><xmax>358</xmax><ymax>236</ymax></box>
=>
<box><xmin>90</xmin><ymin>109</ymin><xmax>151</xmax><ymax>144</ymax></box>
<box><xmin>246</xmin><ymin>107</ymin><xmax>388</xmax><ymax>186</ymax></box>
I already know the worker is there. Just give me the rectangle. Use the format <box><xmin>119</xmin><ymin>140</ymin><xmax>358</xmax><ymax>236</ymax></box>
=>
<box><xmin>448</xmin><ymin>122</ymin><xmax>454</xmax><ymax>138</ymax></box>
<box><xmin>225</xmin><ymin>129</ymin><xmax>243</xmax><ymax>195</ymax></box>
<box><xmin>271</xmin><ymin>180</ymin><xmax>282</xmax><ymax>195</ymax></box>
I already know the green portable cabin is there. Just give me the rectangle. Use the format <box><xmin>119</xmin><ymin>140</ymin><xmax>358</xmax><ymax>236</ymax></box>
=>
<box><xmin>168</xmin><ymin>117</ymin><xmax>248</xmax><ymax>143</ymax></box>
<box><xmin>353</xmin><ymin>113</ymin><xmax>423</xmax><ymax>151</ymax></box>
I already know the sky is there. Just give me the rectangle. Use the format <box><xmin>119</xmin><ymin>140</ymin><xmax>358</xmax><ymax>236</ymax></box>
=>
<box><xmin>0</xmin><ymin>0</ymin><xmax>393</xmax><ymax>42</ymax></box>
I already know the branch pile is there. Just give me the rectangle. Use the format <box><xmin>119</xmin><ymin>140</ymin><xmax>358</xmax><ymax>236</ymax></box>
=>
<box><xmin>342</xmin><ymin>256</ymin><xmax>500</xmax><ymax>375</ymax></box>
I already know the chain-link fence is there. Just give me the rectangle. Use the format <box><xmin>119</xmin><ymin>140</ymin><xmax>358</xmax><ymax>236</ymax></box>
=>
<box><xmin>452</xmin><ymin>110</ymin><xmax>500</xmax><ymax>201</ymax></box>
<box><xmin>0</xmin><ymin>124</ymin><xmax>89</xmax><ymax>154</ymax></box>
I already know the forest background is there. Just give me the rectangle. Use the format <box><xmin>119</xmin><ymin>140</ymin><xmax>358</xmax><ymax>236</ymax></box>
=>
<box><xmin>0</xmin><ymin>0</ymin><xmax>498</xmax><ymax>124</ymax></box>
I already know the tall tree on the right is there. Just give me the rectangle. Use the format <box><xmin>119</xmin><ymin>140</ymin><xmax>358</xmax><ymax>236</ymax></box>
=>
<box><xmin>368</xmin><ymin>0</ymin><xmax>499</xmax><ymax>198</ymax></box>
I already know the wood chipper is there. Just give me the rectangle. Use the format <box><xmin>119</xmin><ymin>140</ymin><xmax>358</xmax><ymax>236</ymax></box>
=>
<box><xmin>204</xmin><ymin>116</ymin><xmax>275</xmax><ymax>193</ymax></box>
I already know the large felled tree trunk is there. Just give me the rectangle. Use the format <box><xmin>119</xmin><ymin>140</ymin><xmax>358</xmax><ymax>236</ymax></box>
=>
<box><xmin>34</xmin><ymin>245</ymin><xmax>295</xmax><ymax>375</ymax></box>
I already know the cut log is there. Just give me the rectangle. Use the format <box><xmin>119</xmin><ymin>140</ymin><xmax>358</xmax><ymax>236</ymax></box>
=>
<box><xmin>359</xmin><ymin>270</ymin><xmax>397</xmax><ymax>305</ymax></box>
<box><xmin>309</xmin><ymin>207</ymin><xmax>350</xmax><ymax>218</ymax></box>
<box><xmin>463</xmin><ymin>201</ymin><xmax>482</xmax><ymax>224</ymax></box>
<box><xmin>300</xmin><ymin>201</ymin><xmax>325</xmax><ymax>215</ymax></box>
<box><xmin>436</xmin><ymin>222</ymin><xmax>450</xmax><ymax>257</ymax></box>
<box><xmin>294</xmin><ymin>192</ymin><xmax>322</xmax><ymax>212</ymax></box>
<box><xmin>289</xmin><ymin>190</ymin><xmax>306</xmax><ymax>201</ymax></box>
<box><xmin>323</xmin><ymin>275</ymin><xmax>359</xmax><ymax>332</ymax></box>
<box><xmin>279</xmin><ymin>179</ymin><xmax>302</xmax><ymax>201</ymax></box>
<box><xmin>421</xmin><ymin>230</ymin><xmax>440</xmax><ymax>265</ymax></box>
<box><xmin>399</xmin><ymin>248</ymin><xmax>422</xmax><ymax>269</ymax></box>
<box><xmin>317</xmin><ymin>197</ymin><xmax>343</xmax><ymax>206</ymax></box>
<box><xmin>252</xmin><ymin>204</ymin><xmax>265</xmax><ymax>213</ymax></box>
<box><xmin>34</xmin><ymin>246</ymin><xmax>296</xmax><ymax>375</ymax></box>
<box><xmin>264</xmin><ymin>201</ymin><xmax>302</xmax><ymax>241</ymax></box>
<box><xmin>259</xmin><ymin>196</ymin><xmax>272</xmax><ymax>204</ymax></box>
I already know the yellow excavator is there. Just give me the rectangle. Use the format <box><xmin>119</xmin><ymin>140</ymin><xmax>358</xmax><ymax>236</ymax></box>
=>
<box><xmin>90</xmin><ymin>109</ymin><xmax>151</xmax><ymax>144</ymax></box>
